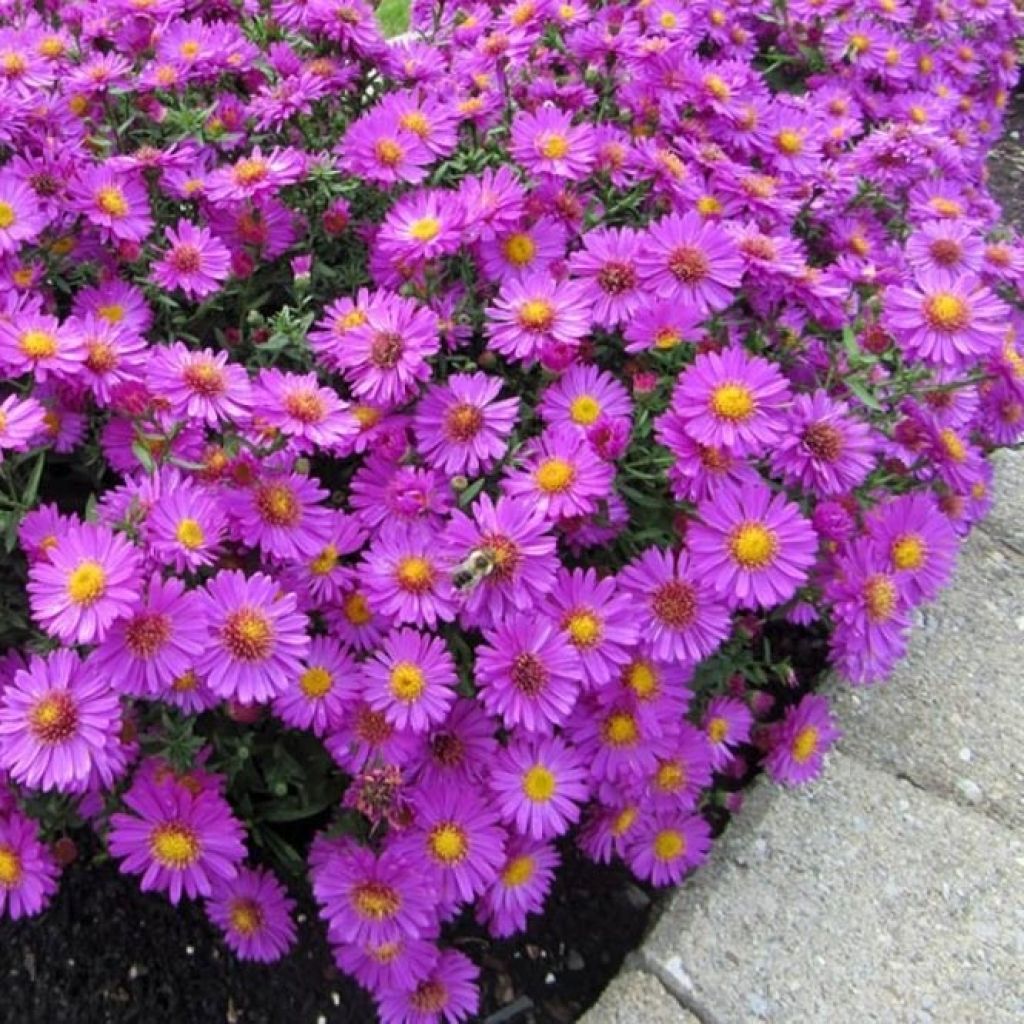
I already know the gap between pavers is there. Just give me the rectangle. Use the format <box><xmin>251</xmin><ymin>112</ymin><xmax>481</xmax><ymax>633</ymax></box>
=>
<box><xmin>583</xmin><ymin>450</ymin><xmax>1024</xmax><ymax>1023</ymax></box>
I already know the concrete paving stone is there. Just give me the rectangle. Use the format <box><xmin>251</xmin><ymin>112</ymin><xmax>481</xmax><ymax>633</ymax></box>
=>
<box><xmin>831</xmin><ymin>524</ymin><xmax>1024</xmax><ymax>830</ymax></box>
<box><xmin>579</xmin><ymin>969</ymin><xmax>699</xmax><ymax>1024</ymax></box>
<box><xmin>978</xmin><ymin>449</ymin><xmax>1024</xmax><ymax>556</ymax></box>
<box><xmin>644</xmin><ymin>753</ymin><xmax>1024</xmax><ymax>1024</ymax></box>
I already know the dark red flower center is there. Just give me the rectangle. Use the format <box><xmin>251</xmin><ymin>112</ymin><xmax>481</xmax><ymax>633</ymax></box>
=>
<box><xmin>651</xmin><ymin>580</ymin><xmax>697</xmax><ymax>628</ymax></box>
<box><xmin>667</xmin><ymin>244</ymin><xmax>710</xmax><ymax>283</ymax></box>
<box><xmin>802</xmin><ymin>422</ymin><xmax>845</xmax><ymax>462</ymax></box>
<box><xmin>510</xmin><ymin>652</ymin><xmax>548</xmax><ymax>696</ymax></box>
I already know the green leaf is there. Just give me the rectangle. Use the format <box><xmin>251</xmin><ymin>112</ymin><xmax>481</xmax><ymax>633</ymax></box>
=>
<box><xmin>845</xmin><ymin>377</ymin><xmax>884</xmax><ymax>412</ymax></box>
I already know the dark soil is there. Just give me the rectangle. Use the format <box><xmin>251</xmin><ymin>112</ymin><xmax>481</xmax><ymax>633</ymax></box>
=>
<box><xmin>1</xmin><ymin>841</ymin><xmax>653</xmax><ymax>1024</ymax></box>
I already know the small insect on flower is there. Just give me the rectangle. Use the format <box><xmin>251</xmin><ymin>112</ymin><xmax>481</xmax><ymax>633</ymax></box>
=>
<box><xmin>451</xmin><ymin>548</ymin><xmax>498</xmax><ymax>592</ymax></box>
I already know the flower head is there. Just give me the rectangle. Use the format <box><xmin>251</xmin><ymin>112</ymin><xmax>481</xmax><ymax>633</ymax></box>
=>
<box><xmin>206</xmin><ymin>866</ymin><xmax>297</xmax><ymax>962</ymax></box>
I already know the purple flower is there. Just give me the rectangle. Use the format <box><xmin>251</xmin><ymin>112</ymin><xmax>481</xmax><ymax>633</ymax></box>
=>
<box><xmin>703</xmin><ymin>696</ymin><xmax>754</xmax><ymax>771</ymax></box>
<box><xmin>148</xmin><ymin>342</ymin><xmax>253</xmax><ymax>427</ymax></box>
<box><xmin>0</xmin><ymin>809</ymin><xmax>59</xmax><ymax>920</ymax></box>
<box><xmin>477</xmin><ymin>836</ymin><xmax>558</xmax><ymax>938</ymax></box>
<box><xmin>109</xmin><ymin>774</ymin><xmax>246</xmax><ymax>904</ymax></box>
<box><xmin>376</xmin><ymin>948</ymin><xmax>480</xmax><ymax>1024</ymax></box>
<box><xmin>764</xmin><ymin>694</ymin><xmax>841</xmax><ymax>786</ymax></box>
<box><xmin>689</xmin><ymin>483</ymin><xmax>819</xmax><ymax>610</ymax></box>
<box><xmin>626</xmin><ymin>811</ymin><xmax>713</xmax><ymax>886</ymax></box>
<box><xmin>489</xmin><ymin>736</ymin><xmax>589</xmax><ymax>841</ymax></box>
<box><xmin>151</xmin><ymin>219</ymin><xmax>231</xmax><ymax>299</ymax></box>
<box><xmin>197</xmin><ymin>571</ymin><xmax>310</xmax><ymax>705</ymax></box>
<box><xmin>510</xmin><ymin>106</ymin><xmax>595</xmax><ymax>180</ymax></box>
<box><xmin>487</xmin><ymin>273</ymin><xmax>591</xmax><ymax>365</ymax></box>
<box><xmin>0</xmin><ymin>393</ymin><xmax>45</xmax><ymax>459</ymax></box>
<box><xmin>272</xmin><ymin>636</ymin><xmax>357</xmax><ymax>737</ymax></box>
<box><xmin>27</xmin><ymin>521</ymin><xmax>142</xmax><ymax>645</ymax></box>
<box><xmin>206</xmin><ymin>866</ymin><xmax>297</xmax><ymax>963</ymax></box>
<box><xmin>475</xmin><ymin>613</ymin><xmax>581</xmax><ymax>735</ymax></box>
<box><xmin>568</xmin><ymin>226</ymin><xmax>645</xmax><ymax>327</ymax></box>
<box><xmin>364</xmin><ymin>628</ymin><xmax>458</xmax><ymax>734</ymax></box>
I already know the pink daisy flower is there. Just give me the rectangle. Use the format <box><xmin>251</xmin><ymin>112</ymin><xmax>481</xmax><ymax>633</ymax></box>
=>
<box><xmin>656</xmin><ymin>412</ymin><xmax>762</xmax><ymax>503</ymax></box>
<box><xmin>623</xmin><ymin>299</ymin><xmax>704</xmax><ymax>354</ymax></box>
<box><xmin>0</xmin><ymin>649</ymin><xmax>121</xmax><ymax>794</ymax></box>
<box><xmin>412</xmin><ymin>700</ymin><xmax>500</xmax><ymax>790</ymax></box>
<box><xmin>377</xmin><ymin>948</ymin><xmax>480</xmax><ymax>1024</ymax></box>
<box><xmin>312</xmin><ymin>843</ymin><xmax>438</xmax><ymax>948</ymax></box>
<box><xmin>636</xmin><ymin>211</ymin><xmax>743</xmax><ymax>314</ymax></box>
<box><xmin>151</xmin><ymin>219</ymin><xmax>232</xmax><ymax>299</ymax></box>
<box><xmin>905</xmin><ymin>219</ymin><xmax>985</xmax><ymax>279</ymax></box>
<box><xmin>568</xmin><ymin>226</ymin><xmax>645</xmax><ymax>327</ymax></box>
<box><xmin>70</xmin><ymin>315</ymin><xmax>148</xmax><ymax>406</ymax></box>
<box><xmin>488</xmin><ymin>736</ymin><xmax>589</xmax><ymax>841</ymax></box>
<box><xmin>440</xmin><ymin>494</ymin><xmax>558</xmax><ymax>627</ymax></box>
<box><xmin>250</xmin><ymin>368</ymin><xmax>355</xmax><ymax>451</ymax></box>
<box><xmin>73</xmin><ymin>279</ymin><xmax>153</xmax><ymax>336</ymax></box>
<box><xmin>475</xmin><ymin>612</ymin><xmax>581</xmax><ymax>735</ymax></box>
<box><xmin>618</xmin><ymin>548</ymin><xmax>730</xmax><ymax>665</ymax></box>
<box><xmin>339</xmin><ymin>109</ymin><xmax>433</xmax><ymax>186</ymax></box>
<box><xmin>272</xmin><ymin>635</ymin><xmax>357</xmax><ymax>737</ymax></box>
<box><xmin>477</xmin><ymin>836</ymin><xmax>558</xmax><ymax>939</ymax></box>
<box><xmin>702</xmin><ymin>696</ymin><xmax>754</xmax><ymax>771</ymax></box>
<box><xmin>478</xmin><ymin>217</ymin><xmax>567</xmax><ymax>282</ymax></box>
<box><xmin>486</xmin><ymin>273</ymin><xmax>591</xmax><ymax>365</ymax></box>
<box><xmin>769</xmin><ymin>391</ymin><xmax>877</xmax><ymax>496</ymax></box>
<box><xmin>226</xmin><ymin>470</ymin><xmax>332</xmax><ymax>562</ymax></box>
<box><xmin>108</xmin><ymin>774</ymin><xmax>246</xmax><ymax>905</ymax></box>
<box><xmin>335</xmin><ymin>291</ymin><xmax>439</xmax><ymax>406</ymax></box>
<box><xmin>542</xmin><ymin>567</ymin><xmax>640</xmax><ymax>689</ymax></box>
<box><xmin>145</xmin><ymin>483</ymin><xmax>227</xmax><ymax>573</ymax></box>
<box><xmin>27</xmin><ymin>521</ymin><xmax>142</xmax><ymax>645</ymax></box>
<box><xmin>538</xmin><ymin>363</ymin><xmax>632</xmax><ymax>433</ymax></box>
<box><xmin>364</xmin><ymin>628</ymin><xmax>458</xmax><ymax>734</ymax></box>
<box><xmin>0</xmin><ymin>809</ymin><xmax>59</xmax><ymax>920</ymax></box>
<box><xmin>392</xmin><ymin>785</ymin><xmax>506</xmax><ymax>906</ymax></box>
<box><xmin>0</xmin><ymin>393</ymin><xmax>45</xmax><ymax>459</ymax></box>
<box><xmin>669</xmin><ymin>345</ymin><xmax>792</xmax><ymax>455</ymax></box>
<box><xmin>325</xmin><ymin>700</ymin><xmax>420</xmax><ymax>774</ymax></box>
<box><xmin>70</xmin><ymin>165</ymin><xmax>154</xmax><ymax>243</ymax></box>
<box><xmin>510</xmin><ymin>106</ymin><xmax>595</xmax><ymax>180</ymax></box>
<box><xmin>89</xmin><ymin>576</ymin><xmax>208</xmax><ymax>699</ymax></box>
<box><xmin>764</xmin><ymin>694</ymin><xmax>841</xmax><ymax>786</ymax></box>
<box><xmin>376</xmin><ymin>189</ymin><xmax>465</xmax><ymax>264</ymax></box>
<box><xmin>206</xmin><ymin>866</ymin><xmax>297</xmax><ymax>963</ymax></box>
<box><xmin>197</xmin><ymin>570</ymin><xmax>310</xmax><ymax>705</ymax></box>
<box><xmin>333</xmin><ymin>934</ymin><xmax>441</xmax><ymax>1002</ymax></box>
<box><xmin>626</xmin><ymin>811</ymin><xmax>712</xmax><ymax>886</ymax></box>
<box><xmin>148</xmin><ymin>342</ymin><xmax>253</xmax><ymax>427</ymax></box>
<box><xmin>689</xmin><ymin>483</ymin><xmax>819</xmax><ymax>610</ymax></box>
<box><xmin>867</xmin><ymin>493</ymin><xmax>958</xmax><ymax>603</ymax></box>
<box><xmin>641</xmin><ymin>723</ymin><xmax>715</xmax><ymax>812</ymax></box>
<box><xmin>502</xmin><ymin>425</ymin><xmax>615</xmax><ymax>520</ymax></box>
<box><xmin>205</xmin><ymin>146</ymin><xmax>305</xmax><ymax>202</ymax></box>
<box><xmin>362</xmin><ymin>523</ymin><xmax>457</xmax><ymax>629</ymax></box>
<box><xmin>0</xmin><ymin>172</ymin><xmax>48</xmax><ymax>253</ymax></box>
<box><xmin>413</xmin><ymin>372</ymin><xmax>519</xmax><ymax>476</ymax></box>
<box><xmin>884</xmin><ymin>271</ymin><xmax>1008</xmax><ymax>368</ymax></box>
<box><xmin>0</xmin><ymin>311</ymin><xmax>85</xmax><ymax>383</ymax></box>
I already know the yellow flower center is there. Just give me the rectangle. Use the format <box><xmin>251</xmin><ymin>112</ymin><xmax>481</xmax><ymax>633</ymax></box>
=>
<box><xmin>307</xmin><ymin>544</ymin><xmax>338</xmax><ymax>576</ymax></box>
<box><xmin>0</xmin><ymin>201</ymin><xmax>15</xmax><ymax>229</ymax></box>
<box><xmin>708</xmin><ymin>717</ymin><xmax>728</xmax><ymax>743</ymax></box>
<box><xmin>696</xmin><ymin>195</ymin><xmax>722</xmax><ymax>217</ymax></box>
<box><xmin>704</xmin><ymin>73</ymin><xmax>730</xmax><ymax>100</ymax></box>
<box><xmin>569</xmin><ymin>394</ymin><xmax>601</xmax><ymax>425</ymax></box>
<box><xmin>775</xmin><ymin>129</ymin><xmax>804</xmax><ymax>155</ymax></box>
<box><xmin>655</xmin><ymin>327</ymin><xmax>682</xmax><ymax>350</ymax></box>
<box><xmin>518</xmin><ymin>298</ymin><xmax>555</xmax><ymax>331</ymax></box>
<box><xmin>229</xmin><ymin>898</ymin><xmax>264</xmax><ymax>936</ymax></box>
<box><xmin>179</xmin><ymin>39</ymin><xmax>201</xmax><ymax>59</ymax></box>
<box><xmin>535</xmin><ymin>457</ymin><xmax>575</xmax><ymax>494</ymax></box>
<box><xmin>892</xmin><ymin>534</ymin><xmax>926</xmax><ymax>571</ymax></box>
<box><xmin>502</xmin><ymin>232</ymin><xmax>536</xmax><ymax>267</ymax></box>
<box><xmin>299</xmin><ymin>665</ymin><xmax>333</xmax><ymax>699</ymax></box>
<box><xmin>940</xmin><ymin>428</ymin><xmax>966</xmax><ymax>462</ymax></box>
<box><xmin>233</xmin><ymin>158</ymin><xmax>268</xmax><ymax>186</ymax></box>
<box><xmin>175</xmin><ymin>518</ymin><xmax>205</xmax><ymax>550</ymax></box>
<box><xmin>343</xmin><ymin>591</ymin><xmax>373</xmax><ymax>626</ymax></box>
<box><xmin>522</xmin><ymin>764</ymin><xmax>557</xmax><ymax>802</ymax></box>
<box><xmin>96</xmin><ymin>186</ymin><xmax>128</xmax><ymax>218</ymax></box>
<box><xmin>540</xmin><ymin>133</ymin><xmax>569</xmax><ymax>159</ymax></box>
<box><xmin>603</xmin><ymin>711</ymin><xmax>639</xmax><ymax>747</ymax></box>
<box><xmin>710</xmin><ymin>382</ymin><xmax>756</xmax><ymax>422</ymax></box>
<box><xmin>626</xmin><ymin>661</ymin><xmax>657</xmax><ymax>698</ymax></box>
<box><xmin>429</xmin><ymin>822</ymin><xmax>468</xmax><ymax>864</ymax></box>
<box><xmin>653</xmin><ymin>829</ymin><xmax>685</xmax><ymax>861</ymax></box>
<box><xmin>390</xmin><ymin>662</ymin><xmax>426</xmax><ymax>702</ymax></box>
<box><xmin>222</xmin><ymin>608</ymin><xmax>274</xmax><ymax>661</ymax></box>
<box><xmin>791</xmin><ymin>725</ymin><xmax>819</xmax><ymax>763</ymax></box>
<box><xmin>865</xmin><ymin>575</ymin><xmax>897</xmax><ymax>622</ymax></box>
<box><xmin>353</xmin><ymin>881</ymin><xmax>401</xmax><ymax>919</ymax></box>
<box><xmin>150</xmin><ymin>823</ymin><xmax>201</xmax><ymax>869</ymax></box>
<box><xmin>565</xmin><ymin>609</ymin><xmax>602</xmax><ymax>648</ymax></box>
<box><xmin>729</xmin><ymin>522</ymin><xmax>778</xmax><ymax>570</ymax></box>
<box><xmin>67</xmin><ymin>560</ymin><xmax>107</xmax><ymax>605</ymax></box>
<box><xmin>374</xmin><ymin>139</ymin><xmax>403</xmax><ymax>167</ymax></box>
<box><xmin>655</xmin><ymin>760</ymin><xmax>685</xmax><ymax>792</ymax></box>
<box><xmin>399</xmin><ymin>110</ymin><xmax>430</xmax><ymax>136</ymax></box>
<box><xmin>0</xmin><ymin>845</ymin><xmax>23</xmax><ymax>886</ymax></box>
<box><xmin>502</xmin><ymin>854</ymin><xmax>536</xmax><ymax>887</ymax></box>
<box><xmin>19</xmin><ymin>329</ymin><xmax>57</xmax><ymax>360</ymax></box>
<box><xmin>409</xmin><ymin>217</ymin><xmax>440</xmax><ymax>242</ymax></box>
<box><xmin>612</xmin><ymin>806</ymin><xmax>638</xmax><ymax>837</ymax></box>
<box><xmin>924</xmin><ymin>292</ymin><xmax>969</xmax><ymax>331</ymax></box>
<box><xmin>395</xmin><ymin>556</ymin><xmax>434</xmax><ymax>593</ymax></box>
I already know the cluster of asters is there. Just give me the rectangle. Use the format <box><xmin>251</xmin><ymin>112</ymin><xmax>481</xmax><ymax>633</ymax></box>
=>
<box><xmin>0</xmin><ymin>0</ymin><xmax>1020</xmax><ymax>1019</ymax></box>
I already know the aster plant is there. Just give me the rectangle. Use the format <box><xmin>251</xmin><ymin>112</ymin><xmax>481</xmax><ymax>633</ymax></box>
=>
<box><xmin>0</xmin><ymin>0</ymin><xmax>1020</xmax><ymax>1021</ymax></box>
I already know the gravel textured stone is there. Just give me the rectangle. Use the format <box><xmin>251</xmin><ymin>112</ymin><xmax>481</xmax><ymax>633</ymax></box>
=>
<box><xmin>578</xmin><ymin>969</ymin><xmax>698</xmax><ymax>1024</ymax></box>
<box><xmin>643</xmin><ymin>754</ymin><xmax>1024</xmax><ymax>1024</ymax></box>
<box><xmin>831</xmin><ymin>457</ymin><xmax>1024</xmax><ymax>830</ymax></box>
<box><xmin>978</xmin><ymin>449</ymin><xmax>1024</xmax><ymax>558</ymax></box>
